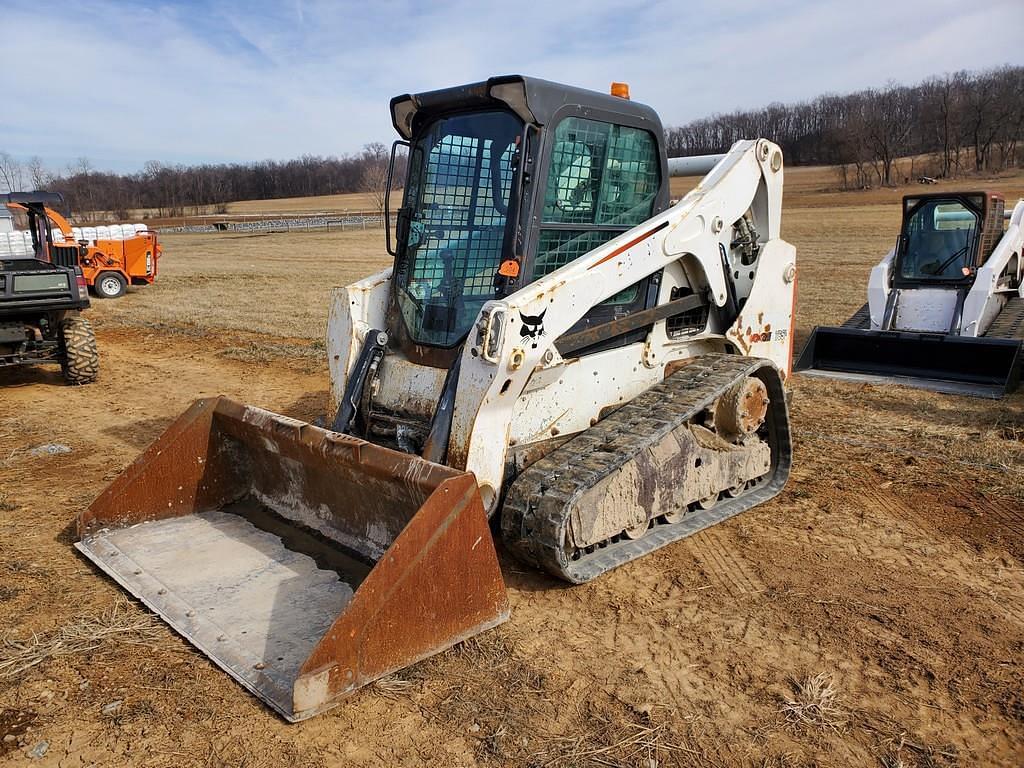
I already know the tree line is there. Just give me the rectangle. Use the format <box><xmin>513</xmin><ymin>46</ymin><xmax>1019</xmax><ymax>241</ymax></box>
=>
<box><xmin>0</xmin><ymin>143</ymin><xmax>393</xmax><ymax>221</ymax></box>
<box><xmin>1</xmin><ymin>64</ymin><xmax>1022</xmax><ymax>216</ymax></box>
<box><xmin>665</xmin><ymin>65</ymin><xmax>1024</xmax><ymax>188</ymax></box>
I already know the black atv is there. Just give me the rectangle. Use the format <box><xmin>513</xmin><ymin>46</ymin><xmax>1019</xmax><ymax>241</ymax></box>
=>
<box><xmin>1</xmin><ymin>192</ymin><xmax>98</xmax><ymax>384</ymax></box>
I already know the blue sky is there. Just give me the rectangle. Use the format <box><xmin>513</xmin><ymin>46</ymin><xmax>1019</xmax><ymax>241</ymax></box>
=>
<box><xmin>3</xmin><ymin>0</ymin><xmax>1022</xmax><ymax>174</ymax></box>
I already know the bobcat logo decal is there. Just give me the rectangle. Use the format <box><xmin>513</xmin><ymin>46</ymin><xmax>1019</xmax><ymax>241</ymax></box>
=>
<box><xmin>519</xmin><ymin>309</ymin><xmax>546</xmax><ymax>348</ymax></box>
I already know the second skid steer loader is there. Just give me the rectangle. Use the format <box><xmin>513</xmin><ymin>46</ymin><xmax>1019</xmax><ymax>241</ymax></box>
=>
<box><xmin>796</xmin><ymin>191</ymin><xmax>1024</xmax><ymax>397</ymax></box>
<box><xmin>75</xmin><ymin>76</ymin><xmax>797</xmax><ymax>721</ymax></box>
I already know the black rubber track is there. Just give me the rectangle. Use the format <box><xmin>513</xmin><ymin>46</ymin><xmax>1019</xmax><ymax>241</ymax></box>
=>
<box><xmin>500</xmin><ymin>354</ymin><xmax>792</xmax><ymax>584</ymax></box>
<box><xmin>841</xmin><ymin>303</ymin><xmax>871</xmax><ymax>330</ymax></box>
<box><xmin>985</xmin><ymin>297</ymin><xmax>1024</xmax><ymax>341</ymax></box>
<box><xmin>60</xmin><ymin>316</ymin><xmax>99</xmax><ymax>384</ymax></box>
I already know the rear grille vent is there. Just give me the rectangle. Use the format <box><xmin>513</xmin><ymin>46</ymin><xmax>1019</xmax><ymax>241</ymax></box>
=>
<box><xmin>51</xmin><ymin>245</ymin><xmax>79</xmax><ymax>269</ymax></box>
<box><xmin>666</xmin><ymin>286</ymin><xmax>709</xmax><ymax>338</ymax></box>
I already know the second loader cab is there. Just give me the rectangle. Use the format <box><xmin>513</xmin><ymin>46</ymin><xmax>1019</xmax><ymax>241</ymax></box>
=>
<box><xmin>385</xmin><ymin>75</ymin><xmax>669</xmax><ymax>367</ymax></box>
<box><xmin>881</xmin><ymin>191</ymin><xmax>1008</xmax><ymax>335</ymax></box>
<box><xmin>895</xmin><ymin>192</ymin><xmax>1002</xmax><ymax>286</ymax></box>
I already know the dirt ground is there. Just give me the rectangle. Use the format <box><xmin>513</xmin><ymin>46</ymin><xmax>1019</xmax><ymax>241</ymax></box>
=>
<box><xmin>1</xmin><ymin>168</ymin><xmax>1023</xmax><ymax>767</ymax></box>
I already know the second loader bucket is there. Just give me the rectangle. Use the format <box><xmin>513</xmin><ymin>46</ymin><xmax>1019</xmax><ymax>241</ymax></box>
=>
<box><xmin>795</xmin><ymin>326</ymin><xmax>1022</xmax><ymax>398</ymax></box>
<box><xmin>75</xmin><ymin>397</ymin><xmax>509</xmax><ymax>721</ymax></box>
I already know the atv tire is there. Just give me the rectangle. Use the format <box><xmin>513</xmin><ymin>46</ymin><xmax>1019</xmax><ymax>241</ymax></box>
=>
<box><xmin>60</xmin><ymin>315</ymin><xmax>99</xmax><ymax>385</ymax></box>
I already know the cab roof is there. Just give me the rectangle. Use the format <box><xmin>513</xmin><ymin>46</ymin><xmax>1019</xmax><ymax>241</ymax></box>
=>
<box><xmin>390</xmin><ymin>75</ymin><xmax>664</xmax><ymax>139</ymax></box>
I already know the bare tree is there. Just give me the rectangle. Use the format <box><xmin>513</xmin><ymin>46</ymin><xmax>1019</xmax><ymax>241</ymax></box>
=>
<box><xmin>997</xmin><ymin>66</ymin><xmax>1024</xmax><ymax>169</ymax></box>
<box><xmin>667</xmin><ymin>64</ymin><xmax>1024</xmax><ymax>183</ymax></box>
<box><xmin>26</xmin><ymin>156</ymin><xmax>50</xmax><ymax>190</ymax></box>
<box><xmin>359</xmin><ymin>142</ymin><xmax>391</xmax><ymax>220</ymax></box>
<box><xmin>963</xmin><ymin>71</ymin><xmax>1004</xmax><ymax>172</ymax></box>
<box><xmin>0</xmin><ymin>152</ymin><xmax>25</xmax><ymax>193</ymax></box>
<box><xmin>861</xmin><ymin>84</ymin><xmax>914</xmax><ymax>186</ymax></box>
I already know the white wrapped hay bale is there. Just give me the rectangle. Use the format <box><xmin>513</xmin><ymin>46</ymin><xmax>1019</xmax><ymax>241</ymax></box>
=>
<box><xmin>95</xmin><ymin>225</ymin><xmax>110</xmax><ymax>240</ymax></box>
<box><xmin>51</xmin><ymin>228</ymin><xmax>65</xmax><ymax>242</ymax></box>
<box><xmin>81</xmin><ymin>227</ymin><xmax>97</xmax><ymax>243</ymax></box>
<box><xmin>9</xmin><ymin>232</ymin><xmax>28</xmax><ymax>255</ymax></box>
<box><xmin>71</xmin><ymin>226</ymin><xmax>82</xmax><ymax>242</ymax></box>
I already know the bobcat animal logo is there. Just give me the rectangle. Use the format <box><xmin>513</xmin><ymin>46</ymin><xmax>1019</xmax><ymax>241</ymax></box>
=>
<box><xmin>519</xmin><ymin>309</ymin><xmax>547</xmax><ymax>346</ymax></box>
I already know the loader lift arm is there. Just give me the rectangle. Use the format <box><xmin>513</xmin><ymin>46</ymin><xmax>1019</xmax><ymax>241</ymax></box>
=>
<box><xmin>447</xmin><ymin>138</ymin><xmax>793</xmax><ymax>511</ymax></box>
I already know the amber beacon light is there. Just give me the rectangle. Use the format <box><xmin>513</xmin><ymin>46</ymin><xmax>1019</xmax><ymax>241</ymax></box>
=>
<box><xmin>610</xmin><ymin>82</ymin><xmax>630</xmax><ymax>99</ymax></box>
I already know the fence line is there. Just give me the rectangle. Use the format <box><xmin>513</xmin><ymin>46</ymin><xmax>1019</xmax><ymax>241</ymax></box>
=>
<box><xmin>161</xmin><ymin>212</ymin><xmax>396</xmax><ymax>234</ymax></box>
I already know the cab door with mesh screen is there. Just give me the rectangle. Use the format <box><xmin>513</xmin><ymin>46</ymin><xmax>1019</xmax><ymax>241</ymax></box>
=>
<box><xmin>530</xmin><ymin>117</ymin><xmax>661</xmax><ymax>339</ymax></box>
<box><xmin>394</xmin><ymin>110</ymin><xmax>521</xmax><ymax>348</ymax></box>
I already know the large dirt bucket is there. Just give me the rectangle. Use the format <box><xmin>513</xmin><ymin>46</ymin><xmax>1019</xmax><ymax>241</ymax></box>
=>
<box><xmin>795</xmin><ymin>326</ymin><xmax>1022</xmax><ymax>398</ymax></box>
<box><xmin>75</xmin><ymin>397</ymin><xmax>509</xmax><ymax>721</ymax></box>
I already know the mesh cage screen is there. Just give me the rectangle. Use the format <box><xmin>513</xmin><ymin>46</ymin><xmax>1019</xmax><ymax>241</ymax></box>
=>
<box><xmin>396</xmin><ymin>110</ymin><xmax>520</xmax><ymax>347</ymax></box>
<box><xmin>541</xmin><ymin>118</ymin><xmax>659</xmax><ymax>227</ymax></box>
<box><xmin>534</xmin><ymin>230</ymin><xmax>638</xmax><ymax>305</ymax></box>
<box><xmin>533</xmin><ymin>117</ymin><xmax>659</xmax><ymax>306</ymax></box>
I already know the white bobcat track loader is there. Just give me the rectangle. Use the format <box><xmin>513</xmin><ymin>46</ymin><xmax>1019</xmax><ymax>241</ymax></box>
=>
<box><xmin>797</xmin><ymin>191</ymin><xmax>1024</xmax><ymax>397</ymax></box>
<box><xmin>76</xmin><ymin>76</ymin><xmax>796</xmax><ymax>720</ymax></box>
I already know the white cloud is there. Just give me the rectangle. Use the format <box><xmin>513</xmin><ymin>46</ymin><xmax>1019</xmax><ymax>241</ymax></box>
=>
<box><xmin>4</xmin><ymin>0</ymin><xmax>1021</xmax><ymax>172</ymax></box>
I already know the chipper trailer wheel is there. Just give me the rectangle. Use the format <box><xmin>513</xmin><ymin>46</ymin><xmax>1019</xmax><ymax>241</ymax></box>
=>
<box><xmin>95</xmin><ymin>272</ymin><xmax>127</xmax><ymax>299</ymax></box>
<box><xmin>59</xmin><ymin>315</ymin><xmax>99</xmax><ymax>384</ymax></box>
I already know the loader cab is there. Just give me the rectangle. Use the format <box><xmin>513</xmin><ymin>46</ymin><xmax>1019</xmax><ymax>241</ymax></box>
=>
<box><xmin>894</xmin><ymin>192</ymin><xmax>1004</xmax><ymax>287</ymax></box>
<box><xmin>386</xmin><ymin>75</ymin><xmax>669</xmax><ymax>366</ymax></box>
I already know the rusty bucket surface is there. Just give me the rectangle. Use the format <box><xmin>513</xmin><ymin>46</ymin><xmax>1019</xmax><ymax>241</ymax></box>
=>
<box><xmin>75</xmin><ymin>397</ymin><xmax>509</xmax><ymax>721</ymax></box>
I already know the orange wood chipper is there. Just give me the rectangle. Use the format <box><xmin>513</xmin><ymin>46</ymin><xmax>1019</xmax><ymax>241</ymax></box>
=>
<box><xmin>3</xmin><ymin>199</ymin><xmax>162</xmax><ymax>298</ymax></box>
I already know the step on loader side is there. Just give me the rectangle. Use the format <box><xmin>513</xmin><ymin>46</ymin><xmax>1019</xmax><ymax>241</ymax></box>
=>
<box><xmin>75</xmin><ymin>397</ymin><xmax>509</xmax><ymax>721</ymax></box>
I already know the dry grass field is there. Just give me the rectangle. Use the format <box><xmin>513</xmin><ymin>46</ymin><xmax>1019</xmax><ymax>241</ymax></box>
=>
<box><xmin>1</xmin><ymin>166</ymin><xmax>1023</xmax><ymax>767</ymax></box>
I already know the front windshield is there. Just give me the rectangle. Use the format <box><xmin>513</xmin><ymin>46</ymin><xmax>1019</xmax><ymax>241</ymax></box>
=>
<box><xmin>395</xmin><ymin>110</ymin><xmax>521</xmax><ymax>348</ymax></box>
<box><xmin>899</xmin><ymin>199</ymin><xmax>979</xmax><ymax>282</ymax></box>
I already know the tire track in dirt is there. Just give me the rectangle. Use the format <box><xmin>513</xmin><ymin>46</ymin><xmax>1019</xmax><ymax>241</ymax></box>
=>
<box><xmin>687</xmin><ymin>527</ymin><xmax>765</xmax><ymax>598</ymax></box>
<box><xmin>967</xmin><ymin>492</ymin><xmax>1024</xmax><ymax>538</ymax></box>
<box><xmin>858</xmin><ymin>481</ymin><xmax>1024</xmax><ymax>626</ymax></box>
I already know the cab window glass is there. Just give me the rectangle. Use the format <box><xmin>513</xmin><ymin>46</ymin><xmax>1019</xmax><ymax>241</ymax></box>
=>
<box><xmin>541</xmin><ymin>118</ymin><xmax>660</xmax><ymax>228</ymax></box>
<box><xmin>395</xmin><ymin>110</ymin><xmax>521</xmax><ymax>347</ymax></box>
<box><xmin>534</xmin><ymin>118</ymin><xmax>659</xmax><ymax>307</ymax></box>
<box><xmin>901</xmin><ymin>200</ymin><xmax>978</xmax><ymax>281</ymax></box>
